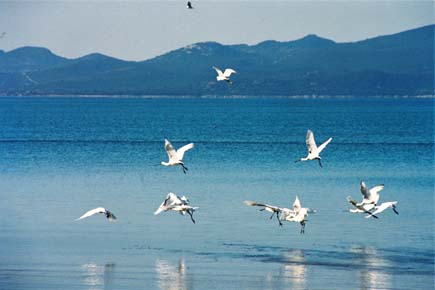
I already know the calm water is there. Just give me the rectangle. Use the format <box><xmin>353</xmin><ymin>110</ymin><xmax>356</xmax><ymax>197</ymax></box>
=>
<box><xmin>0</xmin><ymin>97</ymin><xmax>433</xmax><ymax>290</ymax></box>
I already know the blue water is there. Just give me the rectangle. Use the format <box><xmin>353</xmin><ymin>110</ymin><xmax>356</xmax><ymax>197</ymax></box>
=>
<box><xmin>0</xmin><ymin>97</ymin><xmax>433</xmax><ymax>290</ymax></box>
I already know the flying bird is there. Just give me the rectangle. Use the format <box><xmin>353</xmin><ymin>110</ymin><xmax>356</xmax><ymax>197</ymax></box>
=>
<box><xmin>76</xmin><ymin>207</ymin><xmax>117</xmax><ymax>221</ymax></box>
<box><xmin>0</xmin><ymin>32</ymin><xmax>5</xmax><ymax>39</ymax></box>
<box><xmin>365</xmin><ymin>201</ymin><xmax>399</xmax><ymax>218</ymax></box>
<box><xmin>295</xmin><ymin>130</ymin><xmax>332</xmax><ymax>167</ymax></box>
<box><xmin>154</xmin><ymin>192</ymin><xmax>198</xmax><ymax>223</ymax></box>
<box><xmin>244</xmin><ymin>196</ymin><xmax>315</xmax><ymax>233</ymax></box>
<box><xmin>186</xmin><ymin>1</ymin><xmax>193</xmax><ymax>9</ymax></box>
<box><xmin>244</xmin><ymin>200</ymin><xmax>285</xmax><ymax>226</ymax></box>
<box><xmin>161</xmin><ymin>138</ymin><xmax>194</xmax><ymax>174</ymax></box>
<box><xmin>358</xmin><ymin>181</ymin><xmax>383</xmax><ymax>206</ymax></box>
<box><xmin>281</xmin><ymin>196</ymin><xmax>316</xmax><ymax>234</ymax></box>
<box><xmin>347</xmin><ymin>196</ymin><xmax>378</xmax><ymax>218</ymax></box>
<box><xmin>212</xmin><ymin>66</ymin><xmax>236</xmax><ymax>84</ymax></box>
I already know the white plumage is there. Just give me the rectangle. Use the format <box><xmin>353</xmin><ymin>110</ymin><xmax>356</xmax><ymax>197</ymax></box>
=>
<box><xmin>76</xmin><ymin>207</ymin><xmax>117</xmax><ymax>221</ymax></box>
<box><xmin>154</xmin><ymin>192</ymin><xmax>198</xmax><ymax>223</ymax></box>
<box><xmin>244</xmin><ymin>196</ymin><xmax>315</xmax><ymax>233</ymax></box>
<box><xmin>212</xmin><ymin>66</ymin><xmax>236</xmax><ymax>84</ymax></box>
<box><xmin>296</xmin><ymin>130</ymin><xmax>332</xmax><ymax>167</ymax></box>
<box><xmin>161</xmin><ymin>139</ymin><xmax>194</xmax><ymax>174</ymax></box>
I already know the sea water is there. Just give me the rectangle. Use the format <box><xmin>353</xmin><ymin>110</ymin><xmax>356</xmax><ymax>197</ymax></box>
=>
<box><xmin>0</xmin><ymin>97</ymin><xmax>433</xmax><ymax>289</ymax></box>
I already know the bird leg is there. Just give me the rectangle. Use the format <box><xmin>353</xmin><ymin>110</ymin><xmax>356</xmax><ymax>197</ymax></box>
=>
<box><xmin>276</xmin><ymin>213</ymin><xmax>283</xmax><ymax>227</ymax></box>
<box><xmin>392</xmin><ymin>206</ymin><xmax>399</xmax><ymax>215</ymax></box>
<box><xmin>187</xmin><ymin>210</ymin><xmax>196</xmax><ymax>224</ymax></box>
<box><xmin>317</xmin><ymin>158</ymin><xmax>323</xmax><ymax>168</ymax></box>
<box><xmin>300</xmin><ymin>221</ymin><xmax>305</xmax><ymax>234</ymax></box>
<box><xmin>269</xmin><ymin>212</ymin><xmax>275</xmax><ymax>219</ymax></box>
<box><xmin>180</xmin><ymin>163</ymin><xmax>188</xmax><ymax>174</ymax></box>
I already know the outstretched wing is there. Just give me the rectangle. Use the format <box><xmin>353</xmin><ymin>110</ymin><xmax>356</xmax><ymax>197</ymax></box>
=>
<box><xmin>370</xmin><ymin>184</ymin><xmax>384</xmax><ymax>194</ymax></box>
<box><xmin>317</xmin><ymin>137</ymin><xmax>332</xmax><ymax>154</ymax></box>
<box><xmin>223</xmin><ymin>69</ymin><xmax>236</xmax><ymax>78</ymax></box>
<box><xmin>347</xmin><ymin>196</ymin><xmax>378</xmax><ymax>218</ymax></box>
<box><xmin>360</xmin><ymin>181</ymin><xmax>371</xmax><ymax>199</ymax></box>
<box><xmin>212</xmin><ymin>66</ymin><xmax>223</xmax><ymax>76</ymax></box>
<box><xmin>164</xmin><ymin>139</ymin><xmax>178</xmax><ymax>160</ymax></box>
<box><xmin>154</xmin><ymin>193</ymin><xmax>181</xmax><ymax>215</ymax></box>
<box><xmin>244</xmin><ymin>200</ymin><xmax>280</xmax><ymax>212</ymax></box>
<box><xmin>176</xmin><ymin>143</ymin><xmax>194</xmax><ymax>160</ymax></box>
<box><xmin>305</xmin><ymin>130</ymin><xmax>317</xmax><ymax>153</ymax></box>
<box><xmin>293</xmin><ymin>196</ymin><xmax>301</xmax><ymax>210</ymax></box>
<box><xmin>76</xmin><ymin>207</ymin><xmax>106</xmax><ymax>221</ymax></box>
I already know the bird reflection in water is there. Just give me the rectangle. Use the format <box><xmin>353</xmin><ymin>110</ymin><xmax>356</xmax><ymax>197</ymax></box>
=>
<box><xmin>280</xmin><ymin>249</ymin><xmax>307</xmax><ymax>290</ymax></box>
<box><xmin>350</xmin><ymin>246</ymin><xmax>392</xmax><ymax>290</ymax></box>
<box><xmin>81</xmin><ymin>262</ymin><xmax>115</xmax><ymax>290</ymax></box>
<box><xmin>155</xmin><ymin>258</ymin><xmax>192</xmax><ymax>290</ymax></box>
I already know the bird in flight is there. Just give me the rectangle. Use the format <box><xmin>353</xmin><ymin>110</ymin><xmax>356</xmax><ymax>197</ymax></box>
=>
<box><xmin>347</xmin><ymin>181</ymin><xmax>398</xmax><ymax>219</ymax></box>
<box><xmin>0</xmin><ymin>32</ymin><xmax>6</xmax><ymax>39</ymax></box>
<box><xmin>295</xmin><ymin>130</ymin><xmax>332</xmax><ymax>167</ymax></box>
<box><xmin>154</xmin><ymin>192</ymin><xmax>199</xmax><ymax>223</ymax></box>
<box><xmin>212</xmin><ymin>66</ymin><xmax>237</xmax><ymax>84</ymax></box>
<box><xmin>186</xmin><ymin>1</ymin><xmax>193</xmax><ymax>9</ymax></box>
<box><xmin>161</xmin><ymin>138</ymin><xmax>194</xmax><ymax>174</ymax></box>
<box><xmin>280</xmin><ymin>196</ymin><xmax>316</xmax><ymax>234</ymax></box>
<box><xmin>244</xmin><ymin>196</ymin><xmax>315</xmax><ymax>234</ymax></box>
<box><xmin>76</xmin><ymin>207</ymin><xmax>117</xmax><ymax>221</ymax></box>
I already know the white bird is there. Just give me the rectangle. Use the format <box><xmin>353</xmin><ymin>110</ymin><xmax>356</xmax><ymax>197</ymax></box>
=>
<box><xmin>212</xmin><ymin>66</ymin><xmax>236</xmax><ymax>84</ymax></box>
<box><xmin>244</xmin><ymin>196</ymin><xmax>315</xmax><ymax>233</ymax></box>
<box><xmin>76</xmin><ymin>207</ymin><xmax>117</xmax><ymax>221</ymax></box>
<box><xmin>347</xmin><ymin>196</ymin><xmax>378</xmax><ymax>218</ymax></box>
<box><xmin>365</xmin><ymin>201</ymin><xmax>399</xmax><ymax>218</ymax></box>
<box><xmin>161</xmin><ymin>139</ymin><xmax>194</xmax><ymax>174</ymax></box>
<box><xmin>186</xmin><ymin>1</ymin><xmax>193</xmax><ymax>9</ymax></box>
<box><xmin>358</xmin><ymin>181</ymin><xmax>384</xmax><ymax>207</ymax></box>
<box><xmin>154</xmin><ymin>192</ymin><xmax>198</xmax><ymax>223</ymax></box>
<box><xmin>281</xmin><ymin>196</ymin><xmax>316</xmax><ymax>234</ymax></box>
<box><xmin>244</xmin><ymin>200</ymin><xmax>286</xmax><ymax>226</ymax></box>
<box><xmin>296</xmin><ymin>130</ymin><xmax>332</xmax><ymax>167</ymax></box>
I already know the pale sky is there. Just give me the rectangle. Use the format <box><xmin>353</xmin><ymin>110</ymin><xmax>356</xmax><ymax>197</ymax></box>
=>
<box><xmin>0</xmin><ymin>1</ymin><xmax>433</xmax><ymax>61</ymax></box>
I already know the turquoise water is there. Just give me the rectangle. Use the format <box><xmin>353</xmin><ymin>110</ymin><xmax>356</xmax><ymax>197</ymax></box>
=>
<box><xmin>0</xmin><ymin>97</ymin><xmax>433</xmax><ymax>289</ymax></box>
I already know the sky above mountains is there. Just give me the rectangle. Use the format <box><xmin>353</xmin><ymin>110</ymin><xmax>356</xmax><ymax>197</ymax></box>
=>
<box><xmin>0</xmin><ymin>1</ymin><xmax>433</xmax><ymax>60</ymax></box>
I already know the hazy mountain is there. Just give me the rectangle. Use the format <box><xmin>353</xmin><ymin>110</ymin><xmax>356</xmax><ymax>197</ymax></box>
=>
<box><xmin>0</xmin><ymin>25</ymin><xmax>433</xmax><ymax>96</ymax></box>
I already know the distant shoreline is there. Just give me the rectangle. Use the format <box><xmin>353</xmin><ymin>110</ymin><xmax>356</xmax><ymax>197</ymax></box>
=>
<box><xmin>0</xmin><ymin>94</ymin><xmax>434</xmax><ymax>99</ymax></box>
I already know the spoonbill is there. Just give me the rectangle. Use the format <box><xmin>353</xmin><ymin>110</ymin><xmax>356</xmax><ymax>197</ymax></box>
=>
<box><xmin>212</xmin><ymin>66</ymin><xmax>236</xmax><ymax>84</ymax></box>
<box><xmin>76</xmin><ymin>207</ymin><xmax>117</xmax><ymax>221</ymax></box>
<box><xmin>161</xmin><ymin>139</ymin><xmax>194</xmax><ymax>174</ymax></box>
<box><xmin>295</xmin><ymin>130</ymin><xmax>332</xmax><ymax>167</ymax></box>
<box><xmin>154</xmin><ymin>192</ymin><xmax>198</xmax><ymax>223</ymax></box>
<box><xmin>358</xmin><ymin>181</ymin><xmax>383</xmax><ymax>206</ymax></box>
<box><xmin>244</xmin><ymin>200</ymin><xmax>285</xmax><ymax>226</ymax></box>
<box><xmin>281</xmin><ymin>196</ymin><xmax>316</xmax><ymax>234</ymax></box>
<box><xmin>365</xmin><ymin>201</ymin><xmax>399</xmax><ymax>219</ymax></box>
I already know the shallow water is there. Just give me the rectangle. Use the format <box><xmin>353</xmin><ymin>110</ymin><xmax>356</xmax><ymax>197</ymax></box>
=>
<box><xmin>0</xmin><ymin>97</ymin><xmax>433</xmax><ymax>289</ymax></box>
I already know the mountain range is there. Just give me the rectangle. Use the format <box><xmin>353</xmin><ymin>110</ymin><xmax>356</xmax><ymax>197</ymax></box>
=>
<box><xmin>0</xmin><ymin>25</ymin><xmax>433</xmax><ymax>96</ymax></box>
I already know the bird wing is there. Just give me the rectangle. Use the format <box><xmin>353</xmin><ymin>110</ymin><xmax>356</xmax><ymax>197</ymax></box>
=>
<box><xmin>176</xmin><ymin>143</ymin><xmax>194</xmax><ymax>160</ymax></box>
<box><xmin>305</xmin><ymin>130</ymin><xmax>318</xmax><ymax>153</ymax></box>
<box><xmin>105</xmin><ymin>209</ymin><xmax>117</xmax><ymax>221</ymax></box>
<box><xmin>347</xmin><ymin>196</ymin><xmax>378</xmax><ymax>218</ymax></box>
<box><xmin>364</xmin><ymin>202</ymin><xmax>390</xmax><ymax>218</ymax></box>
<box><xmin>244</xmin><ymin>200</ymin><xmax>280</xmax><ymax>212</ymax></box>
<box><xmin>293</xmin><ymin>196</ymin><xmax>301</xmax><ymax>210</ymax></box>
<box><xmin>164</xmin><ymin>139</ymin><xmax>178</xmax><ymax>160</ymax></box>
<box><xmin>317</xmin><ymin>137</ymin><xmax>332</xmax><ymax>154</ymax></box>
<box><xmin>369</xmin><ymin>185</ymin><xmax>384</xmax><ymax>203</ymax></box>
<box><xmin>223</xmin><ymin>69</ymin><xmax>236</xmax><ymax>78</ymax></box>
<box><xmin>76</xmin><ymin>207</ymin><xmax>106</xmax><ymax>220</ymax></box>
<box><xmin>154</xmin><ymin>193</ymin><xmax>181</xmax><ymax>215</ymax></box>
<box><xmin>212</xmin><ymin>66</ymin><xmax>223</xmax><ymax>76</ymax></box>
<box><xmin>360</xmin><ymin>181</ymin><xmax>371</xmax><ymax>199</ymax></box>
